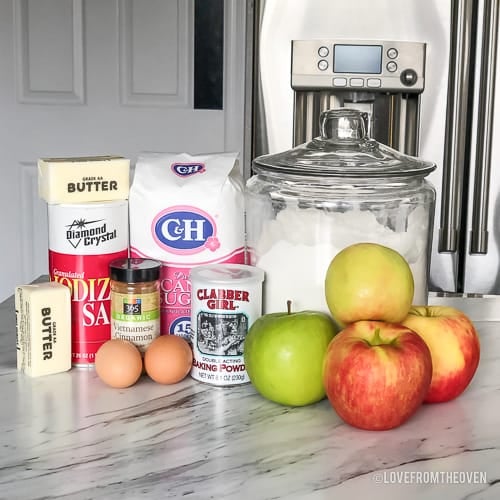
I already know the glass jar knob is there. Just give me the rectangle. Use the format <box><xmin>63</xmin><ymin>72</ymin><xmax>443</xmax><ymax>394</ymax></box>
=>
<box><xmin>319</xmin><ymin>109</ymin><xmax>369</xmax><ymax>144</ymax></box>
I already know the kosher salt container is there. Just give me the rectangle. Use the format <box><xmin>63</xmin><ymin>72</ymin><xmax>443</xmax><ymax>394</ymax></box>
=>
<box><xmin>245</xmin><ymin>108</ymin><xmax>437</xmax><ymax>315</ymax></box>
<box><xmin>189</xmin><ymin>263</ymin><xmax>264</xmax><ymax>386</ymax></box>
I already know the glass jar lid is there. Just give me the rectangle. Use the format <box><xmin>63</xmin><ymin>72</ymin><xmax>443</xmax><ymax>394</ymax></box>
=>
<box><xmin>252</xmin><ymin>108</ymin><xmax>436</xmax><ymax>178</ymax></box>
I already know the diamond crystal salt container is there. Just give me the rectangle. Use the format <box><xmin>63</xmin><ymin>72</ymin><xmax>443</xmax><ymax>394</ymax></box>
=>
<box><xmin>245</xmin><ymin>108</ymin><xmax>437</xmax><ymax>315</ymax></box>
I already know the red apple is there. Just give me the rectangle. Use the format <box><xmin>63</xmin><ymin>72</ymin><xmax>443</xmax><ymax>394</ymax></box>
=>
<box><xmin>401</xmin><ymin>305</ymin><xmax>480</xmax><ymax>403</ymax></box>
<box><xmin>323</xmin><ymin>321</ymin><xmax>432</xmax><ymax>430</ymax></box>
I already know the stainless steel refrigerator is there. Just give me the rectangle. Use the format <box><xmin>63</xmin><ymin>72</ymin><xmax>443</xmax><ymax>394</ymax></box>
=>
<box><xmin>244</xmin><ymin>0</ymin><xmax>500</xmax><ymax>319</ymax></box>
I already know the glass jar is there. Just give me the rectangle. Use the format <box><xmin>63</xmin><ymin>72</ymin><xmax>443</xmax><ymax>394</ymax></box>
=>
<box><xmin>245</xmin><ymin>109</ymin><xmax>436</xmax><ymax>315</ymax></box>
<box><xmin>109</xmin><ymin>258</ymin><xmax>161</xmax><ymax>353</ymax></box>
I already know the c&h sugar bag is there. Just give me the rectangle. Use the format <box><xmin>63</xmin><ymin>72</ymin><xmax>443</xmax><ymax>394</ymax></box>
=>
<box><xmin>129</xmin><ymin>152</ymin><xmax>245</xmax><ymax>339</ymax></box>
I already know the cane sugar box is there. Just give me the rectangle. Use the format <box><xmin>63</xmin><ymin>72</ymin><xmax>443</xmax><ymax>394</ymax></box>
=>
<box><xmin>129</xmin><ymin>152</ymin><xmax>245</xmax><ymax>339</ymax></box>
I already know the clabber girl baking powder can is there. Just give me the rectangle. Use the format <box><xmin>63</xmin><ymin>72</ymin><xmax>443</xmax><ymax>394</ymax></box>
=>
<box><xmin>189</xmin><ymin>264</ymin><xmax>264</xmax><ymax>386</ymax></box>
<box><xmin>47</xmin><ymin>201</ymin><xmax>129</xmax><ymax>366</ymax></box>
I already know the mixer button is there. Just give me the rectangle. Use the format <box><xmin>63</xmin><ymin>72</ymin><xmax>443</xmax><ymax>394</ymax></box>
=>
<box><xmin>318</xmin><ymin>46</ymin><xmax>329</xmax><ymax>58</ymax></box>
<box><xmin>386</xmin><ymin>61</ymin><xmax>398</xmax><ymax>72</ymax></box>
<box><xmin>349</xmin><ymin>78</ymin><xmax>364</xmax><ymax>87</ymax></box>
<box><xmin>333</xmin><ymin>77</ymin><xmax>347</xmax><ymax>87</ymax></box>
<box><xmin>318</xmin><ymin>59</ymin><xmax>329</xmax><ymax>71</ymax></box>
<box><xmin>367</xmin><ymin>78</ymin><xmax>382</xmax><ymax>88</ymax></box>
<box><xmin>387</xmin><ymin>48</ymin><xmax>398</xmax><ymax>59</ymax></box>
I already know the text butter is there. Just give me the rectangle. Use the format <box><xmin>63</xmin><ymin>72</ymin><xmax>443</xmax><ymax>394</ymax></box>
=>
<box><xmin>15</xmin><ymin>282</ymin><xmax>72</xmax><ymax>377</ymax></box>
<box><xmin>38</xmin><ymin>156</ymin><xmax>130</xmax><ymax>203</ymax></box>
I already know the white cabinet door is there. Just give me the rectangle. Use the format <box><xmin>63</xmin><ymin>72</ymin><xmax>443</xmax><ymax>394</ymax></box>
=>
<box><xmin>0</xmin><ymin>0</ymin><xmax>246</xmax><ymax>301</ymax></box>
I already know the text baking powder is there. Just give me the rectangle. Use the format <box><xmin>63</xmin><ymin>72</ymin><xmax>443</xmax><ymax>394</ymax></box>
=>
<box><xmin>48</xmin><ymin>201</ymin><xmax>128</xmax><ymax>366</ymax></box>
<box><xmin>189</xmin><ymin>264</ymin><xmax>264</xmax><ymax>386</ymax></box>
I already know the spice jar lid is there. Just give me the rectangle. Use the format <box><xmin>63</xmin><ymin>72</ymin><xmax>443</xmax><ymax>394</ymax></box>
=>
<box><xmin>109</xmin><ymin>258</ymin><xmax>161</xmax><ymax>283</ymax></box>
<box><xmin>252</xmin><ymin>108</ymin><xmax>436</xmax><ymax>178</ymax></box>
<box><xmin>190</xmin><ymin>264</ymin><xmax>265</xmax><ymax>285</ymax></box>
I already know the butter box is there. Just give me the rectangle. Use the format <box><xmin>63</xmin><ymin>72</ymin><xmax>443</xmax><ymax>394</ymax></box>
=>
<box><xmin>38</xmin><ymin>155</ymin><xmax>130</xmax><ymax>204</ymax></box>
<box><xmin>15</xmin><ymin>282</ymin><xmax>72</xmax><ymax>377</ymax></box>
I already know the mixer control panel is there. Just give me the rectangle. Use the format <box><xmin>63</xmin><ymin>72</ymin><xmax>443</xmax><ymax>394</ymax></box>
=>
<box><xmin>291</xmin><ymin>39</ymin><xmax>426</xmax><ymax>93</ymax></box>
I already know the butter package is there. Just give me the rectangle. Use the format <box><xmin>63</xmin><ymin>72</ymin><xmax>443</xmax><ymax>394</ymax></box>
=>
<box><xmin>15</xmin><ymin>282</ymin><xmax>72</xmax><ymax>377</ymax></box>
<box><xmin>38</xmin><ymin>155</ymin><xmax>130</xmax><ymax>204</ymax></box>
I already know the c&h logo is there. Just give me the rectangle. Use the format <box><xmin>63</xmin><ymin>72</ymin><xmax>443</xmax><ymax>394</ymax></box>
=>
<box><xmin>171</xmin><ymin>163</ymin><xmax>205</xmax><ymax>177</ymax></box>
<box><xmin>152</xmin><ymin>205</ymin><xmax>220</xmax><ymax>255</ymax></box>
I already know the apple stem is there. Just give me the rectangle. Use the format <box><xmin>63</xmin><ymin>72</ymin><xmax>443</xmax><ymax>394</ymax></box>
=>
<box><xmin>372</xmin><ymin>328</ymin><xmax>383</xmax><ymax>346</ymax></box>
<box><xmin>287</xmin><ymin>300</ymin><xmax>292</xmax><ymax>315</ymax></box>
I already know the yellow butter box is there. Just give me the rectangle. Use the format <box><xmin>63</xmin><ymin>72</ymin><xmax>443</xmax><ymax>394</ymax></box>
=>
<box><xmin>38</xmin><ymin>155</ymin><xmax>130</xmax><ymax>204</ymax></box>
<box><xmin>15</xmin><ymin>282</ymin><xmax>72</xmax><ymax>377</ymax></box>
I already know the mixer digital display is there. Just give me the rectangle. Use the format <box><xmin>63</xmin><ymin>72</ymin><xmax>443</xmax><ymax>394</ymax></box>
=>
<box><xmin>333</xmin><ymin>44</ymin><xmax>382</xmax><ymax>74</ymax></box>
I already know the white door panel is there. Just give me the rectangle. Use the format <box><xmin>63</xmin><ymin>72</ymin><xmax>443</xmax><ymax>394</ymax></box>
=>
<box><xmin>0</xmin><ymin>0</ymin><xmax>245</xmax><ymax>301</ymax></box>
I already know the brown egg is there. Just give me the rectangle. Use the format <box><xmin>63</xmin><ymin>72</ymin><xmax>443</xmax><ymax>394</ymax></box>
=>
<box><xmin>95</xmin><ymin>339</ymin><xmax>143</xmax><ymax>388</ymax></box>
<box><xmin>144</xmin><ymin>335</ymin><xmax>193</xmax><ymax>384</ymax></box>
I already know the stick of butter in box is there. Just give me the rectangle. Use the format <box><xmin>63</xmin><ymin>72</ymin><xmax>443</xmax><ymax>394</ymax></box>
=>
<box><xmin>38</xmin><ymin>155</ymin><xmax>130</xmax><ymax>204</ymax></box>
<box><xmin>15</xmin><ymin>282</ymin><xmax>72</xmax><ymax>377</ymax></box>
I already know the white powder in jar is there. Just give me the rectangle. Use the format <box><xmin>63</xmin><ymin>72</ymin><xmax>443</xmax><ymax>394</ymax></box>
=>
<box><xmin>254</xmin><ymin>206</ymin><xmax>430</xmax><ymax>314</ymax></box>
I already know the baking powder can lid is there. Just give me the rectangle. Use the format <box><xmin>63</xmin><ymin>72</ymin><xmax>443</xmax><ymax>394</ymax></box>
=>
<box><xmin>189</xmin><ymin>264</ymin><xmax>265</xmax><ymax>285</ymax></box>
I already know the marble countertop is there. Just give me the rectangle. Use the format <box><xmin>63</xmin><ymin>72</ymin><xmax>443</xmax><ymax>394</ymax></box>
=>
<box><xmin>1</xmin><ymin>293</ymin><xmax>499</xmax><ymax>500</ymax></box>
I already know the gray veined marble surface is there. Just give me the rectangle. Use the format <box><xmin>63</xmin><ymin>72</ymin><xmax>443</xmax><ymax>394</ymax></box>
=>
<box><xmin>1</xmin><ymin>292</ymin><xmax>500</xmax><ymax>500</ymax></box>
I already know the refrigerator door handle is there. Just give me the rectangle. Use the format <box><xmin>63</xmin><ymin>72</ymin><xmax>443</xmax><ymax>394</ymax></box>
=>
<box><xmin>439</xmin><ymin>0</ymin><xmax>475</xmax><ymax>253</ymax></box>
<box><xmin>470</xmin><ymin>0</ymin><xmax>499</xmax><ymax>254</ymax></box>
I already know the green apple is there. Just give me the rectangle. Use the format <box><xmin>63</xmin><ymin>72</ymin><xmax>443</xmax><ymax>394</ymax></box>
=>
<box><xmin>244</xmin><ymin>302</ymin><xmax>337</xmax><ymax>406</ymax></box>
<box><xmin>325</xmin><ymin>242</ymin><xmax>414</xmax><ymax>327</ymax></box>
